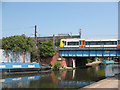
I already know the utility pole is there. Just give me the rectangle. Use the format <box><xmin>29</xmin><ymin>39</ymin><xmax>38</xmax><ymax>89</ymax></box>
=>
<box><xmin>79</xmin><ymin>28</ymin><xmax>81</xmax><ymax>39</ymax></box>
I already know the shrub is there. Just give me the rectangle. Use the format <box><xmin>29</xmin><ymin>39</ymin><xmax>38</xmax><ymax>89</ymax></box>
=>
<box><xmin>62</xmin><ymin>65</ymin><xmax>65</xmax><ymax>69</ymax></box>
<box><xmin>53</xmin><ymin>62</ymin><xmax>61</xmax><ymax>70</ymax></box>
<box><xmin>49</xmin><ymin>64</ymin><xmax>53</xmax><ymax>67</ymax></box>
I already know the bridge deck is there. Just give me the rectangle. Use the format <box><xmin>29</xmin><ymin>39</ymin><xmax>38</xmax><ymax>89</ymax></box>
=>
<box><xmin>59</xmin><ymin>48</ymin><xmax>120</xmax><ymax>57</ymax></box>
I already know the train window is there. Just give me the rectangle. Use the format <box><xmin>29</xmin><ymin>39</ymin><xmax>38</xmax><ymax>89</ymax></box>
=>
<box><xmin>118</xmin><ymin>40</ymin><xmax>120</xmax><ymax>44</ymax></box>
<box><xmin>86</xmin><ymin>42</ymin><xmax>90</xmax><ymax>45</ymax></box>
<box><xmin>113</xmin><ymin>41</ymin><xmax>117</xmax><ymax>45</ymax></box>
<box><xmin>64</xmin><ymin>41</ymin><xmax>66</xmax><ymax>45</ymax></box>
<box><xmin>83</xmin><ymin>41</ymin><xmax>84</xmax><ymax>45</ymax></box>
<box><xmin>97</xmin><ymin>42</ymin><xmax>102</xmax><ymax>45</ymax></box>
<box><xmin>103</xmin><ymin>41</ymin><xmax>117</xmax><ymax>45</ymax></box>
<box><xmin>86</xmin><ymin>42</ymin><xmax>88</xmax><ymax>45</ymax></box>
<box><xmin>76</xmin><ymin>42</ymin><xmax>79</xmax><ymax>45</ymax></box>
<box><xmin>85</xmin><ymin>41</ymin><xmax>117</xmax><ymax>45</ymax></box>
<box><xmin>68</xmin><ymin>42</ymin><xmax>79</xmax><ymax>45</ymax></box>
<box><xmin>104</xmin><ymin>41</ymin><xmax>111</xmax><ymax>45</ymax></box>
<box><xmin>80</xmin><ymin>41</ymin><xmax>81</xmax><ymax>45</ymax></box>
<box><xmin>89</xmin><ymin>41</ymin><xmax>98</xmax><ymax>45</ymax></box>
<box><xmin>86</xmin><ymin>41</ymin><xmax>97</xmax><ymax>45</ymax></box>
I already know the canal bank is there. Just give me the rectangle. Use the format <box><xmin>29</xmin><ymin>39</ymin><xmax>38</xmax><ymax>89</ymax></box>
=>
<box><xmin>82</xmin><ymin>75</ymin><xmax>119</xmax><ymax>89</ymax></box>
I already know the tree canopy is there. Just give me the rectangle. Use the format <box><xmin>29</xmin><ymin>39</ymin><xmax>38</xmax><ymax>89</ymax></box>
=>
<box><xmin>2</xmin><ymin>35</ymin><xmax>34</xmax><ymax>52</ymax></box>
<box><xmin>38</xmin><ymin>40</ymin><xmax>56</xmax><ymax>59</ymax></box>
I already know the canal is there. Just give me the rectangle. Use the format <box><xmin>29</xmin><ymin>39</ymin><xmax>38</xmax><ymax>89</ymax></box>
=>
<box><xmin>1</xmin><ymin>64</ymin><xmax>120</xmax><ymax>89</ymax></box>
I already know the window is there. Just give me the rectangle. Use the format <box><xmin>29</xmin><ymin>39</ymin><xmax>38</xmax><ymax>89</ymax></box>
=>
<box><xmin>113</xmin><ymin>41</ymin><xmax>117</xmax><ymax>45</ymax></box>
<box><xmin>64</xmin><ymin>41</ymin><xmax>66</xmax><ymax>45</ymax></box>
<box><xmin>83</xmin><ymin>41</ymin><xmax>84</xmax><ymax>45</ymax></box>
<box><xmin>118</xmin><ymin>40</ymin><xmax>120</xmax><ymax>44</ymax></box>
<box><xmin>103</xmin><ymin>41</ymin><xmax>117</xmax><ymax>45</ymax></box>
<box><xmin>80</xmin><ymin>41</ymin><xmax>81</xmax><ymax>45</ymax></box>
<box><xmin>90</xmin><ymin>42</ymin><xmax>97</xmax><ymax>45</ymax></box>
<box><xmin>87</xmin><ymin>41</ymin><xmax>98</xmax><ymax>45</ymax></box>
<box><xmin>86</xmin><ymin>41</ymin><xmax>117</xmax><ymax>45</ymax></box>
<box><xmin>68</xmin><ymin>42</ymin><xmax>79</xmax><ymax>45</ymax></box>
<box><xmin>86</xmin><ymin>42</ymin><xmax>90</xmax><ymax>45</ymax></box>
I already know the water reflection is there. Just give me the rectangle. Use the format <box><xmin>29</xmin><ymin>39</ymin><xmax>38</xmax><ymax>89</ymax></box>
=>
<box><xmin>1</xmin><ymin>64</ymin><xmax>120</xmax><ymax>88</ymax></box>
<box><xmin>1</xmin><ymin>75</ymin><xmax>40</xmax><ymax>88</ymax></box>
<box><xmin>104</xmin><ymin>64</ymin><xmax>120</xmax><ymax>77</ymax></box>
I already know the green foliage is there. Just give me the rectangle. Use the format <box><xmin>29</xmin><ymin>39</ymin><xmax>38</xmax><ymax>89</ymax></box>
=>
<box><xmin>49</xmin><ymin>64</ymin><xmax>53</xmax><ymax>67</ymax></box>
<box><xmin>104</xmin><ymin>57</ymin><xmax>108</xmax><ymax>60</ymax></box>
<box><xmin>86</xmin><ymin>57</ymin><xmax>98</xmax><ymax>63</ymax></box>
<box><xmin>86</xmin><ymin>57</ymin><xmax>92</xmax><ymax>63</ymax></box>
<box><xmin>93</xmin><ymin>57</ymin><xmax>97</xmax><ymax>61</ymax></box>
<box><xmin>31</xmin><ymin>47</ymin><xmax>39</xmax><ymax>62</ymax></box>
<box><xmin>53</xmin><ymin>62</ymin><xmax>61</xmax><ymax>70</ymax></box>
<box><xmin>62</xmin><ymin>65</ymin><xmax>65</xmax><ymax>69</ymax></box>
<box><xmin>38</xmin><ymin>40</ymin><xmax>56</xmax><ymax>59</ymax></box>
<box><xmin>72</xmin><ymin>36</ymin><xmax>80</xmax><ymax>38</ymax></box>
<box><xmin>2</xmin><ymin>35</ymin><xmax>34</xmax><ymax>52</ymax></box>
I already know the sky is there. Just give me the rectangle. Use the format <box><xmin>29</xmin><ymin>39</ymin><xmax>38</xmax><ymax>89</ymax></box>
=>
<box><xmin>2</xmin><ymin>2</ymin><xmax>118</xmax><ymax>39</ymax></box>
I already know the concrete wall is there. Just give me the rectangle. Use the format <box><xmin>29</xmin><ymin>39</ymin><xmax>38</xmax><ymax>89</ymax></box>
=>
<box><xmin>0</xmin><ymin>49</ymin><xmax>31</xmax><ymax>63</ymax></box>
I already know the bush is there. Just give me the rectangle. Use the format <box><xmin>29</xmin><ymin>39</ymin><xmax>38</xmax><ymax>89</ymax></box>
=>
<box><xmin>62</xmin><ymin>65</ymin><xmax>65</xmax><ymax>70</ymax></box>
<box><xmin>49</xmin><ymin>64</ymin><xmax>53</xmax><ymax>67</ymax></box>
<box><xmin>53</xmin><ymin>62</ymin><xmax>61</xmax><ymax>70</ymax></box>
<box><xmin>87</xmin><ymin>59</ymin><xmax>91</xmax><ymax>63</ymax></box>
<box><xmin>93</xmin><ymin>57</ymin><xmax>97</xmax><ymax>61</ymax></box>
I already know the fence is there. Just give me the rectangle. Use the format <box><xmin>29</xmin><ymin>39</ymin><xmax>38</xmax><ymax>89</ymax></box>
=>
<box><xmin>0</xmin><ymin>49</ymin><xmax>31</xmax><ymax>63</ymax></box>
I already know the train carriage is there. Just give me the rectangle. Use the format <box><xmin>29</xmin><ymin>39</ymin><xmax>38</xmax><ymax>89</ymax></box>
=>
<box><xmin>60</xmin><ymin>38</ymin><xmax>120</xmax><ymax>48</ymax></box>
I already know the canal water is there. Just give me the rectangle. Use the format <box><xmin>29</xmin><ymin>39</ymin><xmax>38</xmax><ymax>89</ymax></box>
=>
<box><xmin>0</xmin><ymin>64</ymin><xmax>120</xmax><ymax>89</ymax></box>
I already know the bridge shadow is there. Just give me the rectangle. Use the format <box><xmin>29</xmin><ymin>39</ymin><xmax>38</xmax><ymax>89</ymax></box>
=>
<box><xmin>76</xmin><ymin>57</ymin><xmax>88</xmax><ymax>68</ymax></box>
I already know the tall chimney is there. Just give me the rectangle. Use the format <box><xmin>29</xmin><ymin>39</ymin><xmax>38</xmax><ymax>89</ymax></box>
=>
<box><xmin>35</xmin><ymin>25</ymin><xmax>37</xmax><ymax>49</ymax></box>
<box><xmin>79</xmin><ymin>29</ymin><xmax>81</xmax><ymax>39</ymax></box>
<box><xmin>35</xmin><ymin>25</ymin><xmax>37</xmax><ymax>39</ymax></box>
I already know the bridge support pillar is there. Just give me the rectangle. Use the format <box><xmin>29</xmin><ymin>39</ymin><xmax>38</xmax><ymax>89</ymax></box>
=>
<box><xmin>72</xmin><ymin>58</ymin><xmax>76</xmax><ymax>68</ymax></box>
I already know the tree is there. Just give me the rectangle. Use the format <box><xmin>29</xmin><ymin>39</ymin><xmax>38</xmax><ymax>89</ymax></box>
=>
<box><xmin>2</xmin><ymin>35</ymin><xmax>34</xmax><ymax>52</ymax></box>
<box><xmin>38</xmin><ymin>40</ymin><xmax>56</xmax><ymax>59</ymax></box>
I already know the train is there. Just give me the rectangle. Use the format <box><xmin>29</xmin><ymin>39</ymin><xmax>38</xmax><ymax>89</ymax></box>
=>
<box><xmin>60</xmin><ymin>38</ymin><xmax>120</xmax><ymax>48</ymax></box>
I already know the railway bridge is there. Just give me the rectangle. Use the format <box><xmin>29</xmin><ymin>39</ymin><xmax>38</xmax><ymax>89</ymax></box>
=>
<box><xmin>59</xmin><ymin>47</ymin><xmax>120</xmax><ymax>68</ymax></box>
